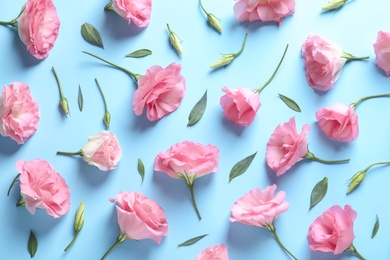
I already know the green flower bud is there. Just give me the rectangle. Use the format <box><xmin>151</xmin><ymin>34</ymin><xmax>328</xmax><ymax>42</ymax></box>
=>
<box><xmin>210</xmin><ymin>54</ymin><xmax>235</xmax><ymax>68</ymax></box>
<box><xmin>60</xmin><ymin>97</ymin><xmax>70</xmax><ymax>115</ymax></box>
<box><xmin>167</xmin><ymin>23</ymin><xmax>183</xmax><ymax>55</ymax></box>
<box><xmin>321</xmin><ymin>0</ymin><xmax>348</xmax><ymax>11</ymax></box>
<box><xmin>347</xmin><ymin>171</ymin><xmax>366</xmax><ymax>194</ymax></box>
<box><xmin>207</xmin><ymin>13</ymin><xmax>222</xmax><ymax>33</ymax></box>
<box><xmin>74</xmin><ymin>201</ymin><xmax>85</xmax><ymax>233</ymax></box>
<box><xmin>104</xmin><ymin>112</ymin><xmax>111</xmax><ymax>130</ymax></box>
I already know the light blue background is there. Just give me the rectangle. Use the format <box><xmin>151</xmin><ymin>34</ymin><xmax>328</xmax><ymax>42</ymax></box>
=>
<box><xmin>1</xmin><ymin>0</ymin><xmax>390</xmax><ymax>259</ymax></box>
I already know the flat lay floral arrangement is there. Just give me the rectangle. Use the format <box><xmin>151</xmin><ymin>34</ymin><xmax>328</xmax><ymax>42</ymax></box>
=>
<box><xmin>1</xmin><ymin>0</ymin><xmax>390</xmax><ymax>259</ymax></box>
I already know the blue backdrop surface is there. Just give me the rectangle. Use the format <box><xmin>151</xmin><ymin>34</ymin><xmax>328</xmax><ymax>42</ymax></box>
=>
<box><xmin>1</xmin><ymin>0</ymin><xmax>390</xmax><ymax>259</ymax></box>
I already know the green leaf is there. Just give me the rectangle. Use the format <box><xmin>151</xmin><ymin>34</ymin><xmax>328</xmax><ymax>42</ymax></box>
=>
<box><xmin>28</xmin><ymin>230</ymin><xmax>38</xmax><ymax>258</ymax></box>
<box><xmin>278</xmin><ymin>93</ymin><xmax>301</xmax><ymax>112</ymax></box>
<box><xmin>309</xmin><ymin>177</ymin><xmax>328</xmax><ymax>210</ymax></box>
<box><xmin>78</xmin><ymin>85</ymin><xmax>83</xmax><ymax>112</ymax></box>
<box><xmin>372</xmin><ymin>215</ymin><xmax>380</xmax><ymax>238</ymax></box>
<box><xmin>187</xmin><ymin>90</ymin><xmax>207</xmax><ymax>126</ymax></box>
<box><xmin>81</xmin><ymin>23</ymin><xmax>104</xmax><ymax>49</ymax></box>
<box><xmin>126</xmin><ymin>49</ymin><xmax>152</xmax><ymax>58</ymax></box>
<box><xmin>229</xmin><ymin>152</ymin><xmax>257</xmax><ymax>183</ymax></box>
<box><xmin>137</xmin><ymin>158</ymin><xmax>145</xmax><ymax>183</ymax></box>
<box><xmin>178</xmin><ymin>234</ymin><xmax>208</xmax><ymax>247</ymax></box>
<box><xmin>7</xmin><ymin>173</ymin><xmax>20</xmax><ymax>196</ymax></box>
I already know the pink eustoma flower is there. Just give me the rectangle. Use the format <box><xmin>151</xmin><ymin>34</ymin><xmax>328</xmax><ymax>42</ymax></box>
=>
<box><xmin>233</xmin><ymin>0</ymin><xmax>295</xmax><ymax>25</ymax></box>
<box><xmin>315</xmin><ymin>103</ymin><xmax>359</xmax><ymax>142</ymax></box>
<box><xmin>196</xmin><ymin>244</ymin><xmax>229</xmax><ymax>260</ymax></box>
<box><xmin>0</xmin><ymin>82</ymin><xmax>40</xmax><ymax>144</ymax></box>
<box><xmin>266</xmin><ymin>117</ymin><xmax>310</xmax><ymax>176</ymax></box>
<box><xmin>105</xmin><ymin>0</ymin><xmax>152</xmax><ymax>27</ymax></box>
<box><xmin>220</xmin><ymin>87</ymin><xmax>261</xmax><ymax>126</ymax></box>
<box><xmin>373</xmin><ymin>31</ymin><xmax>390</xmax><ymax>76</ymax></box>
<box><xmin>132</xmin><ymin>62</ymin><xmax>186</xmax><ymax>121</ymax></box>
<box><xmin>17</xmin><ymin>159</ymin><xmax>71</xmax><ymax>218</ymax></box>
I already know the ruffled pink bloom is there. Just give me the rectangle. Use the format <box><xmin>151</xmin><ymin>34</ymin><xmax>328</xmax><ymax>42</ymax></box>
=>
<box><xmin>196</xmin><ymin>244</ymin><xmax>229</xmax><ymax>260</ymax></box>
<box><xmin>373</xmin><ymin>31</ymin><xmax>390</xmax><ymax>76</ymax></box>
<box><xmin>154</xmin><ymin>140</ymin><xmax>219</xmax><ymax>178</ymax></box>
<box><xmin>0</xmin><ymin>82</ymin><xmax>39</xmax><ymax>144</ymax></box>
<box><xmin>315</xmin><ymin>103</ymin><xmax>358</xmax><ymax>142</ymax></box>
<box><xmin>81</xmin><ymin>131</ymin><xmax>122</xmax><ymax>171</ymax></box>
<box><xmin>110</xmin><ymin>191</ymin><xmax>169</xmax><ymax>243</ymax></box>
<box><xmin>220</xmin><ymin>87</ymin><xmax>261</xmax><ymax>126</ymax></box>
<box><xmin>17</xmin><ymin>0</ymin><xmax>60</xmax><ymax>59</ymax></box>
<box><xmin>107</xmin><ymin>0</ymin><xmax>152</xmax><ymax>27</ymax></box>
<box><xmin>308</xmin><ymin>205</ymin><xmax>356</xmax><ymax>255</ymax></box>
<box><xmin>132</xmin><ymin>62</ymin><xmax>186</xmax><ymax>121</ymax></box>
<box><xmin>230</xmin><ymin>184</ymin><xmax>289</xmax><ymax>227</ymax></box>
<box><xmin>233</xmin><ymin>0</ymin><xmax>295</xmax><ymax>25</ymax></box>
<box><xmin>301</xmin><ymin>34</ymin><xmax>346</xmax><ymax>91</ymax></box>
<box><xmin>17</xmin><ymin>159</ymin><xmax>71</xmax><ymax>218</ymax></box>
<box><xmin>266</xmin><ymin>117</ymin><xmax>310</xmax><ymax>176</ymax></box>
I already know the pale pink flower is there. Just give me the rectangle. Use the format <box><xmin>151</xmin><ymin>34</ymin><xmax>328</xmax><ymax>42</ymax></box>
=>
<box><xmin>196</xmin><ymin>244</ymin><xmax>229</xmax><ymax>260</ymax></box>
<box><xmin>132</xmin><ymin>62</ymin><xmax>186</xmax><ymax>121</ymax></box>
<box><xmin>315</xmin><ymin>103</ymin><xmax>358</xmax><ymax>142</ymax></box>
<box><xmin>233</xmin><ymin>0</ymin><xmax>295</xmax><ymax>25</ymax></box>
<box><xmin>17</xmin><ymin>159</ymin><xmax>70</xmax><ymax>218</ymax></box>
<box><xmin>308</xmin><ymin>205</ymin><xmax>356</xmax><ymax>254</ymax></box>
<box><xmin>220</xmin><ymin>87</ymin><xmax>261</xmax><ymax>126</ymax></box>
<box><xmin>105</xmin><ymin>0</ymin><xmax>152</xmax><ymax>27</ymax></box>
<box><xmin>230</xmin><ymin>184</ymin><xmax>289</xmax><ymax>227</ymax></box>
<box><xmin>17</xmin><ymin>0</ymin><xmax>60</xmax><ymax>59</ymax></box>
<box><xmin>266</xmin><ymin>117</ymin><xmax>310</xmax><ymax>176</ymax></box>
<box><xmin>373</xmin><ymin>31</ymin><xmax>390</xmax><ymax>76</ymax></box>
<box><xmin>0</xmin><ymin>82</ymin><xmax>39</xmax><ymax>144</ymax></box>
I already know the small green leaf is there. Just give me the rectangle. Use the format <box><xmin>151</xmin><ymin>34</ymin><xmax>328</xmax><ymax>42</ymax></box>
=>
<box><xmin>178</xmin><ymin>234</ymin><xmax>208</xmax><ymax>247</ymax></box>
<box><xmin>229</xmin><ymin>152</ymin><xmax>257</xmax><ymax>183</ymax></box>
<box><xmin>78</xmin><ymin>85</ymin><xmax>83</xmax><ymax>112</ymax></box>
<box><xmin>28</xmin><ymin>230</ymin><xmax>38</xmax><ymax>258</ymax></box>
<box><xmin>278</xmin><ymin>93</ymin><xmax>301</xmax><ymax>112</ymax></box>
<box><xmin>81</xmin><ymin>23</ymin><xmax>104</xmax><ymax>49</ymax></box>
<box><xmin>187</xmin><ymin>90</ymin><xmax>207</xmax><ymax>126</ymax></box>
<box><xmin>7</xmin><ymin>173</ymin><xmax>20</xmax><ymax>196</ymax></box>
<box><xmin>372</xmin><ymin>215</ymin><xmax>380</xmax><ymax>238</ymax></box>
<box><xmin>137</xmin><ymin>158</ymin><xmax>145</xmax><ymax>183</ymax></box>
<box><xmin>126</xmin><ymin>49</ymin><xmax>152</xmax><ymax>58</ymax></box>
<box><xmin>309</xmin><ymin>177</ymin><xmax>328</xmax><ymax>210</ymax></box>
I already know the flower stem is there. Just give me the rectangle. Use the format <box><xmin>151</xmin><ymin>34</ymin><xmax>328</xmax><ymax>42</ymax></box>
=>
<box><xmin>254</xmin><ymin>44</ymin><xmax>289</xmax><ymax>93</ymax></box>
<box><xmin>199</xmin><ymin>0</ymin><xmax>208</xmax><ymax>14</ymax></box>
<box><xmin>350</xmin><ymin>93</ymin><xmax>390</xmax><ymax>109</ymax></box>
<box><xmin>7</xmin><ymin>173</ymin><xmax>20</xmax><ymax>196</ymax></box>
<box><xmin>0</xmin><ymin>19</ymin><xmax>17</xmax><ymax>27</ymax></box>
<box><xmin>52</xmin><ymin>67</ymin><xmax>64</xmax><ymax>99</ymax></box>
<box><xmin>57</xmin><ymin>150</ymin><xmax>82</xmax><ymax>156</ymax></box>
<box><xmin>82</xmin><ymin>51</ymin><xmax>142</xmax><ymax>82</ymax></box>
<box><xmin>64</xmin><ymin>232</ymin><xmax>79</xmax><ymax>252</ymax></box>
<box><xmin>101</xmin><ymin>233</ymin><xmax>127</xmax><ymax>260</ymax></box>
<box><xmin>348</xmin><ymin>244</ymin><xmax>366</xmax><ymax>260</ymax></box>
<box><xmin>341</xmin><ymin>51</ymin><xmax>369</xmax><ymax>61</ymax></box>
<box><xmin>266</xmin><ymin>223</ymin><xmax>298</xmax><ymax>260</ymax></box>
<box><xmin>95</xmin><ymin>79</ymin><xmax>111</xmax><ymax>130</ymax></box>
<box><xmin>304</xmin><ymin>150</ymin><xmax>350</xmax><ymax>164</ymax></box>
<box><xmin>234</xmin><ymin>33</ymin><xmax>248</xmax><ymax>56</ymax></box>
<box><xmin>364</xmin><ymin>161</ymin><xmax>390</xmax><ymax>172</ymax></box>
<box><xmin>181</xmin><ymin>173</ymin><xmax>202</xmax><ymax>220</ymax></box>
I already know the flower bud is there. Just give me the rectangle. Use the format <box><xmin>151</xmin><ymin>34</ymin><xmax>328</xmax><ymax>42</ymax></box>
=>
<box><xmin>167</xmin><ymin>24</ymin><xmax>183</xmax><ymax>55</ymax></box>
<box><xmin>321</xmin><ymin>0</ymin><xmax>348</xmax><ymax>11</ymax></box>
<box><xmin>210</xmin><ymin>54</ymin><xmax>235</xmax><ymax>69</ymax></box>
<box><xmin>347</xmin><ymin>170</ymin><xmax>366</xmax><ymax>194</ymax></box>
<box><xmin>207</xmin><ymin>14</ymin><xmax>222</xmax><ymax>33</ymax></box>
<box><xmin>74</xmin><ymin>201</ymin><xmax>85</xmax><ymax>233</ymax></box>
<box><xmin>60</xmin><ymin>97</ymin><xmax>70</xmax><ymax>115</ymax></box>
<box><xmin>104</xmin><ymin>112</ymin><xmax>111</xmax><ymax>130</ymax></box>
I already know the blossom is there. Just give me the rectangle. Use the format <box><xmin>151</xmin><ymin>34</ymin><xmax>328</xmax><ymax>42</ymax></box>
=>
<box><xmin>373</xmin><ymin>31</ymin><xmax>390</xmax><ymax>76</ymax></box>
<box><xmin>196</xmin><ymin>244</ymin><xmax>229</xmax><ymax>260</ymax></box>
<box><xmin>132</xmin><ymin>62</ymin><xmax>186</xmax><ymax>121</ymax></box>
<box><xmin>315</xmin><ymin>103</ymin><xmax>358</xmax><ymax>142</ymax></box>
<box><xmin>233</xmin><ymin>0</ymin><xmax>295</xmax><ymax>25</ymax></box>
<box><xmin>17</xmin><ymin>159</ymin><xmax>71</xmax><ymax>218</ymax></box>
<box><xmin>105</xmin><ymin>0</ymin><xmax>152</xmax><ymax>27</ymax></box>
<box><xmin>0</xmin><ymin>82</ymin><xmax>40</xmax><ymax>144</ymax></box>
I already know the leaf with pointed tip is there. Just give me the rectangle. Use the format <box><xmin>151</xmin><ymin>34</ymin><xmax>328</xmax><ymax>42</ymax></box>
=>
<box><xmin>28</xmin><ymin>230</ymin><xmax>38</xmax><ymax>258</ymax></box>
<box><xmin>278</xmin><ymin>93</ymin><xmax>301</xmax><ymax>112</ymax></box>
<box><xmin>187</xmin><ymin>90</ymin><xmax>207</xmax><ymax>126</ymax></box>
<box><xmin>178</xmin><ymin>234</ymin><xmax>208</xmax><ymax>247</ymax></box>
<box><xmin>81</xmin><ymin>23</ymin><xmax>104</xmax><ymax>49</ymax></box>
<box><xmin>309</xmin><ymin>177</ymin><xmax>328</xmax><ymax>210</ymax></box>
<box><xmin>78</xmin><ymin>85</ymin><xmax>83</xmax><ymax>112</ymax></box>
<box><xmin>372</xmin><ymin>215</ymin><xmax>380</xmax><ymax>238</ymax></box>
<box><xmin>137</xmin><ymin>158</ymin><xmax>145</xmax><ymax>183</ymax></box>
<box><xmin>229</xmin><ymin>152</ymin><xmax>257</xmax><ymax>183</ymax></box>
<box><xmin>126</xmin><ymin>49</ymin><xmax>152</xmax><ymax>58</ymax></box>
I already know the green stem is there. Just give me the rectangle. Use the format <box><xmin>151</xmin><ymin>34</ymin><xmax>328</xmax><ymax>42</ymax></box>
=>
<box><xmin>57</xmin><ymin>150</ymin><xmax>82</xmax><ymax>156</ymax></box>
<box><xmin>348</xmin><ymin>244</ymin><xmax>366</xmax><ymax>260</ymax></box>
<box><xmin>64</xmin><ymin>232</ymin><xmax>79</xmax><ymax>252</ymax></box>
<box><xmin>95</xmin><ymin>79</ymin><xmax>111</xmax><ymax>130</ymax></box>
<box><xmin>7</xmin><ymin>173</ymin><xmax>20</xmax><ymax>196</ymax></box>
<box><xmin>350</xmin><ymin>93</ymin><xmax>390</xmax><ymax>109</ymax></box>
<box><xmin>254</xmin><ymin>44</ymin><xmax>289</xmax><ymax>93</ymax></box>
<box><xmin>101</xmin><ymin>233</ymin><xmax>127</xmax><ymax>260</ymax></box>
<box><xmin>341</xmin><ymin>51</ymin><xmax>369</xmax><ymax>61</ymax></box>
<box><xmin>0</xmin><ymin>20</ymin><xmax>17</xmax><ymax>27</ymax></box>
<box><xmin>364</xmin><ymin>161</ymin><xmax>390</xmax><ymax>172</ymax></box>
<box><xmin>182</xmin><ymin>173</ymin><xmax>202</xmax><ymax>220</ymax></box>
<box><xmin>233</xmin><ymin>33</ymin><xmax>248</xmax><ymax>56</ymax></box>
<box><xmin>266</xmin><ymin>223</ymin><xmax>298</xmax><ymax>260</ymax></box>
<box><xmin>199</xmin><ymin>0</ymin><xmax>208</xmax><ymax>15</ymax></box>
<box><xmin>52</xmin><ymin>67</ymin><xmax>64</xmax><ymax>98</ymax></box>
<box><xmin>304</xmin><ymin>150</ymin><xmax>350</xmax><ymax>164</ymax></box>
<box><xmin>82</xmin><ymin>51</ymin><xmax>141</xmax><ymax>82</ymax></box>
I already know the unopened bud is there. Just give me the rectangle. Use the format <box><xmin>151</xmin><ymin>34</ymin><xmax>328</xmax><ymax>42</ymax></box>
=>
<box><xmin>347</xmin><ymin>171</ymin><xmax>366</xmax><ymax>194</ymax></box>
<box><xmin>60</xmin><ymin>97</ymin><xmax>70</xmax><ymax>115</ymax></box>
<box><xmin>321</xmin><ymin>0</ymin><xmax>348</xmax><ymax>11</ymax></box>
<box><xmin>210</xmin><ymin>54</ymin><xmax>235</xmax><ymax>69</ymax></box>
<box><xmin>167</xmin><ymin>24</ymin><xmax>183</xmax><ymax>55</ymax></box>
<box><xmin>207</xmin><ymin>14</ymin><xmax>222</xmax><ymax>33</ymax></box>
<box><xmin>74</xmin><ymin>201</ymin><xmax>85</xmax><ymax>233</ymax></box>
<box><xmin>104</xmin><ymin>112</ymin><xmax>111</xmax><ymax>130</ymax></box>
